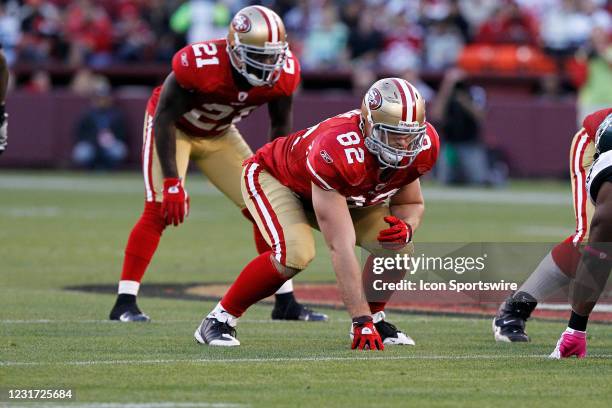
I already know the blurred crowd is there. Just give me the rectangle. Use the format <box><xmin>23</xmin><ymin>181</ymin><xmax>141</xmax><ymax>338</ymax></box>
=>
<box><xmin>0</xmin><ymin>0</ymin><xmax>609</xmax><ymax>73</ymax></box>
<box><xmin>0</xmin><ymin>0</ymin><xmax>609</xmax><ymax>180</ymax></box>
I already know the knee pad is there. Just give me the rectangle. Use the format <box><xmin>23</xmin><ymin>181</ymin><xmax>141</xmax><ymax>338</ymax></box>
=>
<box><xmin>284</xmin><ymin>239</ymin><xmax>316</xmax><ymax>271</ymax></box>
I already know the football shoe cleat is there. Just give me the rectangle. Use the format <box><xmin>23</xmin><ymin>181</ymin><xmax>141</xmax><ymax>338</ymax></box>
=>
<box><xmin>373</xmin><ymin>311</ymin><xmax>415</xmax><ymax>345</ymax></box>
<box><xmin>109</xmin><ymin>301</ymin><xmax>150</xmax><ymax>322</ymax></box>
<box><xmin>350</xmin><ymin>311</ymin><xmax>415</xmax><ymax>345</ymax></box>
<box><xmin>549</xmin><ymin>328</ymin><xmax>587</xmax><ymax>359</ymax></box>
<box><xmin>194</xmin><ymin>311</ymin><xmax>240</xmax><ymax>347</ymax></box>
<box><xmin>493</xmin><ymin>291</ymin><xmax>537</xmax><ymax>342</ymax></box>
<box><xmin>271</xmin><ymin>298</ymin><xmax>328</xmax><ymax>322</ymax></box>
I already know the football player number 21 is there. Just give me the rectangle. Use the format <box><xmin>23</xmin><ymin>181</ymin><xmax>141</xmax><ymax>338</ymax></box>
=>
<box><xmin>337</xmin><ymin>132</ymin><xmax>365</xmax><ymax>164</ymax></box>
<box><xmin>192</xmin><ymin>43</ymin><xmax>219</xmax><ymax>67</ymax></box>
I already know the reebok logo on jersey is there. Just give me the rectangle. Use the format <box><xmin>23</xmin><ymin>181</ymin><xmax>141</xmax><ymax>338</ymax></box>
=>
<box><xmin>320</xmin><ymin>150</ymin><xmax>333</xmax><ymax>163</ymax></box>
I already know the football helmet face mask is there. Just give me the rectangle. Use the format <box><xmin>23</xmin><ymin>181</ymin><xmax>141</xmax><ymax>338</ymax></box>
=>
<box><xmin>227</xmin><ymin>6</ymin><xmax>288</xmax><ymax>87</ymax></box>
<box><xmin>361</xmin><ymin>78</ymin><xmax>427</xmax><ymax>168</ymax></box>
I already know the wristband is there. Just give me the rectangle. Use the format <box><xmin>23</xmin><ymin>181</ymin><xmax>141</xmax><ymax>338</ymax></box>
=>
<box><xmin>352</xmin><ymin>315</ymin><xmax>373</xmax><ymax>325</ymax></box>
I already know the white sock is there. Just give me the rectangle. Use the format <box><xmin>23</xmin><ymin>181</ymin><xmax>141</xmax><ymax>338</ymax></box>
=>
<box><xmin>275</xmin><ymin>279</ymin><xmax>294</xmax><ymax>295</ymax></box>
<box><xmin>565</xmin><ymin>327</ymin><xmax>586</xmax><ymax>334</ymax></box>
<box><xmin>208</xmin><ymin>302</ymin><xmax>238</xmax><ymax>327</ymax></box>
<box><xmin>118</xmin><ymin>280</ymin><xmax>140</xmax><ymax>296</ymax></box>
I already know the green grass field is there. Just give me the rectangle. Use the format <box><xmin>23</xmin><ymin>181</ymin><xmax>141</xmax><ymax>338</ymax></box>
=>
<box><xmin>1</xmin><ymin>172</ymin><xmax>611</xmax><ymax>408</ymax></box>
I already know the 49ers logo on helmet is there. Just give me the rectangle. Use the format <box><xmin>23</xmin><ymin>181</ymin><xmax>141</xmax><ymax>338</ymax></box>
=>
<box><xmin>232</xmin><ymin>14</ymin><xmax>251</xmax><ymax>33</ymax></box>
<box><xmin>367</xmin><ymin>88</ymin><xmax>383</xmax><ymax>110</ymax></box>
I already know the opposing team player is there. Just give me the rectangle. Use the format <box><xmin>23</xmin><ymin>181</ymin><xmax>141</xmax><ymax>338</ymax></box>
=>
<box><xmin>493</xmin><ymin>108</ymin><xmax>612</xmax><ymax>350</ymax></box>
<box><xmin>194</xmin><ymin>78</ymin><xmax>440</xmax><ymax>349</ymax></box>
<box><xmin>109</xmin><ymin>6</ymin><xmax>326</xmax><ymax>322</ymax></box>
<box><xmin>550</xmin><ymin>111</ymin><xmax>612</xmax><ymax>358</ymax></box>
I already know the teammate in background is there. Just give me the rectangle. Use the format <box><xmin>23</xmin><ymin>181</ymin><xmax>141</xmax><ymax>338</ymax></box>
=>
<box><xmin>194</xmin><ymin>78</ymin><xmax>439</xmax><ymax>349</ymax></box>
<box><xmin>493</xmin><ymin>108</ymin><xmax>612</xmax><ymax>348</ymax></box>
<box><xmin>109</xmin><ymin>6</ymin><xmax>326</xmax><ymax>323</ymax></box>
<box><xmin>0</xmin><ymin>46</ymin><xmax>9</xmax><ymax>155</ymax></box>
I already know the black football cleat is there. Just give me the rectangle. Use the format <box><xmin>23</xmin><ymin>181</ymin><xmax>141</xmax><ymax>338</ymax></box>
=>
<box><xmin>493</xmin><ymin>291</ymin><xmax>537</xmax><ymax>342</ymax></box>
<box><xmin>373</xmin><ymin>311</ymin><xmax>415</xmax><ymax>345</ymax></box>
<box><xmin>109</xmin><ymin>294</ymin><xmax>150</xmax><ymax>322</ymax></box>
<box><xmin>109</xmin><ymin>303</ymin><xmax>150</xmax><ymax>322</ymax></box>
<box><xmin>271</xmin><ymin>298</ymin><xmax>328</xmax><ymax>321</ymax></box>
<box><xmin>194</xmin><ymin>317</ymin><xmax>240</xmax><ymax>346</ymax></box>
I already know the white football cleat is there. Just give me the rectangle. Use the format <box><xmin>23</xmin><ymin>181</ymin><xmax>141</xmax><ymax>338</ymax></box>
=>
<box><xmin>194</xmin><ymin>307</ymin><xmax>240</xmax><ymax>347</ymax></box>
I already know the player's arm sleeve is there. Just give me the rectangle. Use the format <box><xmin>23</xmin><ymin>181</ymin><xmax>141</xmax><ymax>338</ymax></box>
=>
<box><xmin>587</xmin><ymin>151</ymin><xmax>612</xmax><ymax>204</ymax></box>
<box><xmin>278</xmin><ymin>50</ymin><xmax>301</xmax><ymax>96</ymax></box>
<box><xmin>416</xmin><ymin>122</ymin><xmax>441</xmax><ymax>174</ymax></box>
<box><xmin>267</xmin><ymin>94</ymin><xmax>293</xmax><ymax>140</ymax></box>
<box><xmin>306</xmin><ymin>146</ymin><xmax>337</xmax><ymax>191</ymax></box>
<box><xmin>171</xmin><ymin>45</ymin><xmax>200</xmax><ymax>90</ymax></box>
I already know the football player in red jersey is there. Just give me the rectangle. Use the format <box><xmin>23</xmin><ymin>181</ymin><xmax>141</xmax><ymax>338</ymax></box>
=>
<box><xmin>493</xmin><ymin>108</ymin><xmax>612</xmax><ymax>351</ymax></box>
<box><xmin>109</xmin><ymin>5</ymin><xmax>327</xmax><ymax>323</ymax></box>
<box><xmin>194</xmin><ymin>78</ymin><xmax>440</xmax><ymax>349</ymax></box>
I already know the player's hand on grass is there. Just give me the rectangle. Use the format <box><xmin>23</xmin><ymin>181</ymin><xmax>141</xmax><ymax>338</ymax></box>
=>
<box><xmin>377</xmin><ymin>216</ymin><xmax>412</xmax><ymax>250</ymax></box>
<box><xmin>351</xmin><ymin>316</ymin><xmax>384</xmax><ymax>351</ymax></box>
<box><xmin>162</xmin><ymin>177</ymin><xmax>189</xmax><ymax>226</ymax></box>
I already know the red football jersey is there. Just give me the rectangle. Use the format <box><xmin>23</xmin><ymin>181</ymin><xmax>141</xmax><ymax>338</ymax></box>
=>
<box><xmin>583</xmin><ymin>108</ymin><xmax>612</xmax><ymax>143</ymax></box>
<box><xmin>252</xmin><ymin>110</ymin><xmax>440</xmax><ymax>207</ymax></box>
<box><xmin>146</xmin><ymin>38</ymin><xmax>301</xmax><ymax>138</ymax></box>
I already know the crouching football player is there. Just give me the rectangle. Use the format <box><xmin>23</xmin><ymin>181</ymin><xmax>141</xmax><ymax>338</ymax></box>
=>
<box><xmin>493</xmin><ymin>108</ymin><xmax>611</xmax><ymax>343</ymax></box>
<box><xmin>194</xmin><ymin>78</ymin><xmax>440</xmax><ymax>349</ymax></box>
<box><xmin>109</xmin><ymin>5</ymin><xmax>326</xmax><ymax>323</ymax></box>
<box><xmin>549</xmin><ymin>112</ymin><xmax>612</xmax><ymax>358</ymax></box>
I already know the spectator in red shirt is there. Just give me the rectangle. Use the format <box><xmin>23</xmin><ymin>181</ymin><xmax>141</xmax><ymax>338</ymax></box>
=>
<box><xmin>475</xmin><ymin>0</ymin><xmax>539</xmax><ymax>46</ymax></box>
<box><xmin>65</xmin><ymin>0</ymin><xmax>113</xmax><ymax>66</ymax></box>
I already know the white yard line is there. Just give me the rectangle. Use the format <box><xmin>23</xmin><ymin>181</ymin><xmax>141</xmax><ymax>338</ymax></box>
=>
<box><xmin>5</xmin><ymin>403</ymin><xmax>245</xmax><ymax>408</ymax></box>
<box><xmin>516</xmin><ymin>226</ymin><xmax>574</xmax><ymax>237</ymax></box>
<box><xmin>0</xmin><ymin>317</ymin><xmax>435</xmax><ymax>325</ymax></box>
<box><xmin>2</xmin><ymin>354</ymin><xmax>612</xmax><ymax>367</ymax></box>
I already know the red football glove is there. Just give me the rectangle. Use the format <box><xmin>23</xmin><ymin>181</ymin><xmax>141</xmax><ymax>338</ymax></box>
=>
<box><xmin>377</xmin><ymin>216</ymin><xmax>412</xmax><ymax>250</ymax></box>
<box><xmin>351</xmin><ymin>316</ymin><xmax>384</xmax><ymax>351</ymax></box>
<box><xmin>161</xmin><ymin>178</ymin><xmax>189</xmax><ymax>226</ymax></box>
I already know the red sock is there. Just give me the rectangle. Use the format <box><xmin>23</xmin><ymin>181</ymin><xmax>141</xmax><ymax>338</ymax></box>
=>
<box><xmin>221</xmin><ymin>251</ymin><xmax>287</xmax><ymax>317</ymax></box>
<box><xmin>120</xmin><ymin>202</ymin><xmax>166</xmax><ymax>283</ymax></box>
<box><xmin>361</xmin><ymin>254</ymin><xmax>407</xmax><ymax>314</ymax></box>
<box><xmin>241</xmin><ymin>207</ymin><xmax>271</xmax><ymax>254</ymax></box>
<box><xmin>551</xmin><ymin>237</ymin><xmax>582</xmax><ymax>278</ymax></box>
